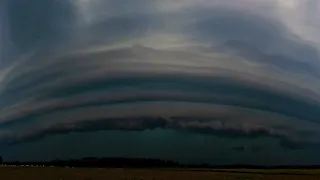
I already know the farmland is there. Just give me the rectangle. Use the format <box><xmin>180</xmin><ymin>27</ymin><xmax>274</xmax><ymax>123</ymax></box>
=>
<box><xmin>1</xmin><ymin>166</ymin><xmax>320</xmax><ymax>180</ymax></box>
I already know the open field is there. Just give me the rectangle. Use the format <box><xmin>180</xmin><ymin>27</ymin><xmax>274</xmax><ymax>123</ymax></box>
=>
<box><xmin>1</xmin><ymin>166</ymin><xmax>320</xmax><ymax>180</ymax></box>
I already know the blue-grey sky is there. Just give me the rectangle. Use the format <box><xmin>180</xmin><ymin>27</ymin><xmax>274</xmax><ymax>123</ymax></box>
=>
<box><xmin>1</xmin><ymin>0</ymin><xmax>320</xmax><ymax>165</ymax></box>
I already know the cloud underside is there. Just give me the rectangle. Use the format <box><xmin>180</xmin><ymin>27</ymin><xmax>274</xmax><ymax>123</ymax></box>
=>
<box><xmin>0</xmin><ymin>106</ymin><xmax>317</xmax><ymax>150</ymax></box>
<box><xmin>1</xmin><ymin>46</ymin><xmax>320</xmax><ymax>150</ymax></box>
<box><xmin>1</xmin><ymin>71</ymin><xmax>320</xmax><ymax>149</ymax></box>
<box><xmin>1</xmin><ymin>0</ymin><xmax>320</xmax><ymax>151</ymax></box>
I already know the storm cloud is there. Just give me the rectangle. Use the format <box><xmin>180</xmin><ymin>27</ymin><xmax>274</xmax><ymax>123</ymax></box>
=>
<box><xmin>1</xmin><ymin>0</ymin><xmax>320</xmax><ymax>164</ymax></box>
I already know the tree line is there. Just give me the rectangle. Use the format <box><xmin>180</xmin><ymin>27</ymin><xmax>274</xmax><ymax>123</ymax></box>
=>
<box><xmin>2</xmin><ymin>157</ymin><xmax>320</xmax><ymax>169</ymax></box>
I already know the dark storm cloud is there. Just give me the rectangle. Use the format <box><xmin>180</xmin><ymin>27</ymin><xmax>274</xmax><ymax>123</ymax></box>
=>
<box><xmin>0</xmin><ymin>1</ymin><xmax>16</xmax><ymax>68</ymax></box>
<box><xmin>0</xmin><ymin>117</ymin><xmax>168</xmax><ymax>146</ymax></box>
<box><xmin>2</xmin><ymin>0</ymin><xmax>157</xmax><ymax>66</ymax></box>
<box><xmin>0</xmin><ymin>15</ymin><xmax>154</xmax><ymax>96</ymax></box>
<box><xmin>250</xmin><ymin>145</ymin><xmax>264</xmax><ymax>152</ymax></box>
<box><xmin>6</xmin><ymin>0</ymin><xmax>75</xmax><ymax>52</ymax></box>
<box><xmin>1</xmin><ymin>46</ymin><xmax>320</xmax><ymax>150</ymax></box>
<box><xmin>2</xmin><ymin>0</ymin><xmax>320</xmax><ymax>164</ymax></box>
<box><xmin>232</xmin><ymin>146</ymin><xmax>245</xmax><ymax>152</ymax></box>
<box><xmin>2</xmin><ymin>49</ymin><xmax>319</xmax><ymax>122</ymax></box>
<box><xmin>2</xmin><ymin>72</ymin><xmax>320</xmax><ymax>128</ymax></box>
<box><xmin>0</xmin><ymin>116</ymin><xmax>315</xmax><ymax>150</ymax></box>
<box><xmin>279</xmin><ymin>138</ymin><xmax>316</xmax><ymax>150</ymax></box>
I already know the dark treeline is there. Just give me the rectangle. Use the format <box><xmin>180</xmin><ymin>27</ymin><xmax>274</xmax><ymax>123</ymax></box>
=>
<box><xmin>3</xmin><ymin>157</ymin><xmax>320</xmax><ymax>169</ymax></box>
<box><xmin>4</xmin><ymin>158</ymin><xmax>180</xmax><ymax>168</ymax></box>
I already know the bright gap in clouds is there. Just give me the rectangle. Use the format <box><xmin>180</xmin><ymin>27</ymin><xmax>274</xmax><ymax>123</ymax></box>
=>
<box><xmin>69</xmin><ymin>0</ymin><xmax>99</xmax><ymax>25</ymax></box>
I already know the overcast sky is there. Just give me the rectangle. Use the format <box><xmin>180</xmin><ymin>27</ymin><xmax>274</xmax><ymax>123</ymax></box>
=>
<box><xmin>1</xmin><ymin>0</ymin><xmax>320</xmax><ymax>165</ymax></box>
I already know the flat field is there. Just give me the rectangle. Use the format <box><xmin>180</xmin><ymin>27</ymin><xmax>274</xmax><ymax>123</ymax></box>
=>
<box><xmin>1</xmin><ymin>166</ymin><xmax>320</xmax><ymax>180</ymax></box>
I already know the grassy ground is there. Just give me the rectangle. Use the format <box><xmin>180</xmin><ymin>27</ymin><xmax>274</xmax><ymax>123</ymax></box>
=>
<box><xmin>1</xmin><ymin>166</ymin><xmax>320</xmax><ymax>180</ymax></box>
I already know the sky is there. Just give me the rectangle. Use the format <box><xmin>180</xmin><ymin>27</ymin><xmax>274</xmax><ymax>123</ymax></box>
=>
<box><xmin>1</xmin><ymin>0</ymin><xmax>320</xmax><ymax>165</ymax></box>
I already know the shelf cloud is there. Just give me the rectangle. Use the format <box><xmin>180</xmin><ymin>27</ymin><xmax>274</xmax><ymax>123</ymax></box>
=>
<box><xmin>1</xmin><ymin>0</ymin><xmax>320</xmax><ymax>162</ymax></box>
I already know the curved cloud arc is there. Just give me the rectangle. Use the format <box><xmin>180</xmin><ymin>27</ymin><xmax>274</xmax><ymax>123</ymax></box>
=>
<box><xmin>1</xmin><ymin>0</ymin><xmax>320</xmax><ymax>153</ymax></box>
